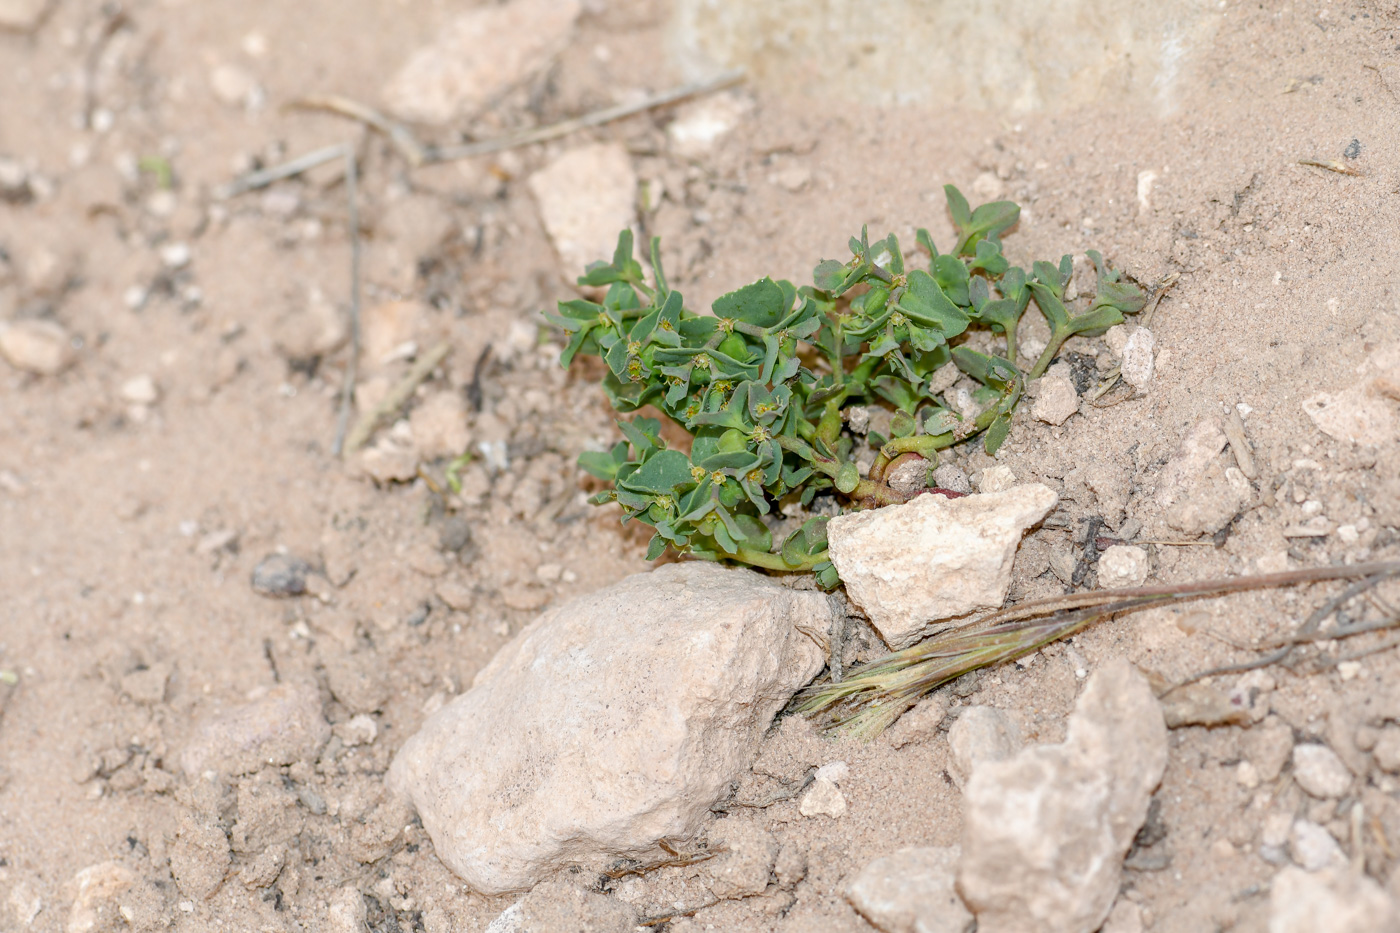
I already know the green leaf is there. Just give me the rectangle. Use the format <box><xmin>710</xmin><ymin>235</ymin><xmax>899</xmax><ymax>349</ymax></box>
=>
<box><xmin>645</xmin><ymin>534</ymin><xmax>669</xmax><ymax>561</ymax></box>
<box><xmin>713</xmin><ymin>277</ymin><xmax>787</xmax><ymax>328</ymax></box>
<box><xmin>932</xmin><ymin>254</ymin><xmax>970</xmax><ymax>307</ymax></box>
<box><xmin>620</xmin><ymin>449</ymin><xmax>693</xmax><ymax>494</ymax></box>
<box><xmin>578</xmin><ymin>441</ymin><xmax>629</xmax><ymax>480</ymax></box>
<box><xmin>944</xmin><ymin>184</ymin><xmax>972</xmax><ymax>231</ymax></box>
<box><xmin>898</xmin><ymin>270</ymin><xmax>970</xmax><ymax>337</ymax></box>
<box><xmin>835</xmin><ymin>462</ymin><xmax>860</xmax><ymax>494</ymax></box>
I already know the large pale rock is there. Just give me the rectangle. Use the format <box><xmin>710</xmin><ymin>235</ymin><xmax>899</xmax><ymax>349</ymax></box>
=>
<box><xmin>383</xmin><ymin>0</ymin><xmax>581</xmax><ymax>125</ymax></box>
<box><xmin>1155</xmin><ymin>419</ymin><xmax>1251</xmax><ymax>536</ymax></box>
<box><xmin>958</xmin><ymin>659</ymin><xmax>1167</xmax><ymax>933</ymax></box>
<box><xmin>387</xmin><ymin>562</ymin><xmax>833</xmax><ymax>894</ymax></box>
<box><xmin>528</xmin><ymin>143</ymin><xmax>638</xmax><ymax>278</ymax></box>
<box><xmin>1268</xmin><ymin>866</ymin><xmax>1399</xmax><ymax>933</ymax></box>
<box><xmin>827</xmin><ymin>485</ymin><xmax>1058</xmax><ymax>649</ymax></box>
<box><xmin>847</xmin><ymin>846</ymin><xmax>974</xmax><ymax>933</ymax></box>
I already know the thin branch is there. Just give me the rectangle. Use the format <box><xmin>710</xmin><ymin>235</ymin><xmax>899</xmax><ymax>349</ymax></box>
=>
<box><xmin>342</xmin><ymin>341</ymin><xmax>452</xmax><ymax>456</ymax></box>
<box><xmin>289</xmin><ymin>95</ymin><xmax>427</xmax><ymax>166</ymax></box>
<box><xmin>331</xmin><ymin>146</ymin><xmax>363</xmax><ymax>456</ymax></box>
<box><xmin>217</xmin><ymin>143</ymin><xmax>349</xmax><ymax>199</ymax></box>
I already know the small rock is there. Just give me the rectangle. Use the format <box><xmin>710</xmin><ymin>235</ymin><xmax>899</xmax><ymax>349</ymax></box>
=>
<box><xmin>179</xmin><ymin>681</ymin><xmax>330</xmax><ymax>778</ymax></box>
<box><xmin>8</xmin><ymin>879</ymin><xmax>41</xmax><ymax>926</ymax></box>
<box><xmin>119</xmin><ymin>374</ymin><xmax>159</xmax><ymax>405</ymax></box>
<box><xmin>888</xmin><ymin>695</ymin><xmax>949</xmax><ymax>749</ymax></box>
<box><xmin>1243</xmin><ymin>716</ymin><xmax>1294</xmax><ymax>782</ymax></box>
<box><xmin>666</xmin><ymin>92</ymin><xmax>751</xmax><ymax>157</ymax></box>
<box><xmin>1302</xmin><ymin>390</ymin><xmax>1397</xmax><ymax>447</ymax></box>
<box><xmin>387</xmin><ymin>563</ymin><xmax>833</xmax><ymax>894</ymax></box>
<box><xmin>1032</xmin><ymin>370</ymin><xmax>1079</xmax><ymax>425</ymax></box>
<box><xmin>816</xmin><ymin>760</ymin><xmax>850</xmax><ymax>784</ymax></box>
<box><xmin>1160</xmin><ymin>681</ymin><xmax>1251</xmax><ymax>729</ymax></box>
<box><xmin>1102</xmin><ymin>898</ymin><xmax>1145</xmax><ymax>933</ymax></box>
<box><xmin>251</xmin><ymin>553</ymin><xmax>310</xmax><ymax>598</ymax></box>
<box><xmin>1120</xmin><ymin>328</ymin><xmax>1155</xmax><ymax>389</ymax></box>
<box><xmin>438</xmin><ymin>516</ymin><xmax>474</xmax><ymax>554</ymax></box>
<box><xmin>491</xmin><ymin>880</ymin><xmax>635</xmax><ymax>933</ymax></box>
<box><xmin>238</xmin><ymin>843</ymin><xmax>287</xmax><ymax>889</ymax></box>
<box><xmin>976</xmin><ymin>464</ymin><xmax>1017</xmax><ymax>494</ymax></box>
<box><xmin>209</xmin><ymin>64</ymin><xmax>259</xmax><ymax>107</ymax></box>
<box><xmin>958</xmin><ymin>660</ymin><xmax>1168</xmax><ymax>933</ymax></box>
<box><xmin>798</xmin><ymin>776</ymin><xmax>846</xmax><ymax>819</ymax></box>
<box><xmin>932</xmin><ymin>463</ymin><xmax>972</xmax><ymax>494</ymax></box>
<box><xmin>159</xmin><ymin>241</ymin><xmax>191</xmax><ymax>269</ymax></box>
<box><xmin>327</xmin><ymin>885</ymin><xmax>367</xmax><ymax>933</ymax></box>
<box><xmin>846</xmin><ymin>846</ymin><xmax>973</xmax><ymax>933</ymax></box>
<box><xmin>1290</xmin><ymin>819</ymin><xmax>1347</xmax><ymax>872</ymax></box>
<box><xmin>359</xmin><ymin>442</ymin><xmax>420</xmax><ymax>483</ymax></box>
<box><xmin>0</xmin><ymin>318</ymin><xmax>73</xmax><ymax>375</ymax></box>
<box><xmin>1269</xmin><ymin>866</ymin><xmax>1399</xmax><ymax>933</ymax></box>
<box><xmin>1155</xmin><ymin>419</ymin><xmax>1252</xmax><ymax>536</ymax></box>
<box><xmin>1097</xmin><ymin>545</ymin><xmax>1149</xmax><ymax>588</ymax></box>
<box><xmin>1372</xmin><ymin>726</ymin><xmax>1400</xmax><ymax>773</ymax></box>
<box><xmin>410</xmin><ymin>391</ymin><xmax>470</xmax><ymax>461</ymax></box>
<box><xmin>170</xmin><ymin>814</ymin><xmax>231</xmax><ymax>900</ymax></box>
<box><xmin>947</xmin><ymin>706</ymin><xmax>1022</xmax><ymax>787</ymax></box>
<box><xmin>528</xmin><ymin>143</ymin><xmax>638</xmax><ymax>278</ymax></box>
<box><xmin>827</xmin><ymin>485</ymin><xmax>1058</xmax><ymax>649</ymax></box>
<box><xmin>435</xmin><ymin>579</ymin><xmax>474</xmax><ymax>612</ymax></box>
<box><xmin>323</xmin><ymin>652</ymin><xmax>389</xmax><ymax>714</ymax></box>
<box><xmin>0</xmin><ymin>0</ymin><xmax>48</xmax><ymax>31</ymax></box>
<box><xmin>65</xmin><ymin>862</ymin><xmax>157</xmax><ymax>933</ymax></box>
<box><xmin>334</xmin><ymin>714</ymin><xmax>378</xmax><ymax>747</ymax></box>
<box><xmin>703</xmin><ymin>821</ymin><xmax>778</xmax><ymax>899</ymax></box>
<box><xmin>1292</xmin><ymin>744</ymin><xmax>1352</xmax><ymax>798</ymax></box>
<box><xmin>382</xmin><ymin>0</ymin><xmax>580</xmax><ymax>125</ymax></box>
<box><xmin>770</xmin><ymin>164</ymin><xmax>811</xmax><ymax>192</ymax></box>
<box><xmin>887</xmin><ymin>456</ymin><xmax>932</xmax><ymax>496</ymax></box>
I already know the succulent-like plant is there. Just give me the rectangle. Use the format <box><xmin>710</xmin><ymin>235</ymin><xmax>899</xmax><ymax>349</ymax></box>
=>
<box><xmin>546</xmin><ymin>185</ymin><xmax>1146</xmax><ymax>586</ymax></box>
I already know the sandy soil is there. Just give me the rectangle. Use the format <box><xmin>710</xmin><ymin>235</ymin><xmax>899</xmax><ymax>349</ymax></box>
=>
<box><xmin>2</xmin><ymin>1</ymin><xmax>1400</xmax><ymax>931</ymax></box>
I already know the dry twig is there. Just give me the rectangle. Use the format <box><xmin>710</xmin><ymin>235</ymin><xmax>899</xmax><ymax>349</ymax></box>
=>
<box><xmin>342</xmin><ymin>341</ymin><xmax>452</xmax><ymax>455</ymax></box>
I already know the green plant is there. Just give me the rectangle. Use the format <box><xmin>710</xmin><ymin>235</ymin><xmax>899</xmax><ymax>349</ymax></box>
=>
<box><xmin>546</xmin><ymin>185</ymin><xmax>1145</xmax><ymax>586</ymax></box>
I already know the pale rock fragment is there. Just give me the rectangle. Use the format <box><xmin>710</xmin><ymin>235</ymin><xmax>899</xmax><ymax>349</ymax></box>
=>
<box><xmin>8</xmin><ymin>879</ymin><xmax>41</xmax><ymax>927</ymax></box>
<box><xmin>1032</xmin><ymin>368</ymin><xmax>1079</xmax><ymax>425</ymax></box>
<box><xmin>1289</xmin><ymin>819</ymin><xmax>1346</xmax><ymax>872</ymax></box>
<box><xmin>327</xmin><ymin>885</ymin><xmax>367</xmax><ymax>933</ymax></box>
<box><xmin>119</xmin><ymin>374</ymin><xmax>159</xmax><ymax>405</ymax></box>
<box><xmin>887</xmin><ymin>695</ymin><xmax>949</xmax><ymax>749</ymax></box>
<box><xmin>1102</xmin><ymin>898</ymin><xmax>1145</xmax><ymax>933</ymax></box>
<box><xmin>0</xmin><ymin>318</ymin><xmax>73</xmax><ymax>375</ymax></box>
<box><xmin>1291</xmin><ymin>744</ymin><xmax>1352</xmax><ymax>798</ymax></box>
<box><xmin>931</xmin><ymin>463</ymin><xmax>972</xmax><ymax>494</ymax></box>
<box><xmin>0</xmin><ymin>0</ymin><xmax>48</xmax><ymax>30</ymax></box>
<box><xmin>887</xmin><ymin>455</ymin><xmax>932</xmax><ymax>496</ymax></box>
<box><xmin>359</xmin><ymin>441</ymin><xmax>419</xmax><ymax>483</ymax></box>
<box><xmin>666</xmin><ymin>92</ymin><xmax>752</xmax><ymax>157</ymax></box>
<box><xmin>528</xmin><ymin>143</ymin><xmax>638</xmax><ymax>277</ymax></box>
<box><xmin>487</xmin><ymin>881</ymin><xmax>635</xmax><ymax>933</ymax></box>
<box><xmin>958</xmin><ymin>660</ymin><xmax>1167</xmax><ymax>933</ymax></box>
<box><xmin>387</xmin><ymin>563</ymin><xmax>832</xmax><ymax>894</ymax></box>
<box><xmin>179</xmin><ymin>681</ymin><xmax>329</xmax><ymax>778</ymax></box>
<box><xmin>1155</xmin><ymin>419</ymin><xmax>1252</xmax><ymax>536</ymax></box>
<box><xmin>1097</xmin><ymin>545</ymin><xmax>1149</xmax><ymax>588</ymax></box>
<box><xmin>1243</xmin><ymin>716</ymin><xmax>1294</xmax><ymax>782</ymax></box>
<box><xmin>1302</xmin><ymin>391</ymin><xmax>1397</xmax><ymax>447</ymax></box>
<box><xmin>799</xmin><ymin>776</ymin><xmax>847</xmax><ymax>819</ymax></box>
<box><xmin>827</xmin><ymin>485</ymin><xmax>1058</xmax><ymax>649</ymax></box>
<box><xmin>383</xmin><ymin>0</ymin><xmax>581</xmax><ymax>125</ymax></box>
<box><xmin>1269</xmin><ymin>866</ymin><xmax>1399</xmax><ymax>933</ymax></box>
<box><xmin>409</xmin><ymin>391</ymin><xmax>469</xmax><ymax>461</ymax></box>
<box><xmin>947</xmin><ymin>706</ymin><xmax>1022</xmax><ymax>788</ymax></box>
<box><xmin>1119</xmin><ymin>328</ymin><xmax>1155</xmax><ymax>389</ymax></box>
<box><xmin>703</xmin><ymin>820</ymin><xmax>778</xmax><ymax>899</ymax></box>
<box><xmin>170</xmin><ymin>813</ymin><xmax>231</xmax><ymax>900</ymax></box>
<box><xmin>977</xmin><ymin>464</ymin><xmax>1017</xmax><ymax>494</ymax></box>
<box><xmin>846</xmin><ymin>846</ymin><xmax>974</xmax><ymax>933</ymax></box>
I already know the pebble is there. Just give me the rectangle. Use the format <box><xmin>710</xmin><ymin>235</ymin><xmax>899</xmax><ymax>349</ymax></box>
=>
<box><xmin>1243</xmin><ymin>716</ymin><xmax>1295</xmax><ymax>782</ymax></box>
<box><xmin>0</xmin><ymin>318</ymin><xmax>74</xmax><ymax>375</ymax></box>
<box><xmin>438</xmin><ymin>515</ymin><xmax>474</xmax><ymax>554</ymax></box>
<box><xmin>1292</xmin><ymin>743</ymin><xmax>1353</xmax><ymax>798</ymax></box>
<box><xmin>1155</xmin><ymin>419</ymin><xmax>1252</xmax><ymax>536</ymax></box>
<box><xmin>159</xmin><ymin>241</ymin><xmax>191</xmax><ymax>269</ymax></box>
<box><xmin>170</xmin><ymin>814</ymin><xmax>232</xmax><ymax>900</ymax></box>
<box><xmin>931</xmin><ymin>463</ymin><xmax>971</xmax><ymax>494</ymax></box>
<box><xmin>327</xmin><ymin>885</ymin><xmax>367</xmax><ymax>933</ymax></box>
<box><xmin>383</xmin><ymin>0</ymin><xmax>581</xmax><ymax>124</ymax></box>
<box><xmin>435</xmin><ymin>580</ymin><xmax>474</xmax><ymax>612</ymax></box>
<box><xmin>388</xmin><ymin>563</ymin><xmax>833</xmax><ymax>894</ymax></box>
<box><xmin>1302</xmin><ymin>389</ymin><xmax>1397</xmax><ymax>447</ymax></box>
<box><xmin>334</xmin><ymin>713</ymin><xmax>378</xmax><ymax>747</ymax></box>
<box><xmin>1031</xmin><ymin>368</ymin><xmax>1079</xmax><ymax>425</ymax></box>
<box><xmin>887</xmin><ymin>456</ymin><xmax>932</xmax><ymax>495</ymax></box>
<box><xmin>178</xmin><ymin>681</ymin><xmax>330</xmax><ymax>778</ymax></box>
<box><xmin>827</xmin><ymin>484</ymin><xmax>1057</xmax><ymax>649</ymax></box>
<box><xmin>527</xmin><ymin>143</ymin><xmax>638</xmax><ymax>277</ymax></box>
<box><xmin>209</xmin><ymin>63</ymin><xmax>259</xmax><ymax>107</ymax></box>
<box><xmin>1269</xmin><ymin>866</ymin><xmax>1399</xmax><ymax>933</ymax></box>
<box><xmin>1120</xmin><ymin>328</ymin><xmax>1155</xmax><ymax>389</ymax></box>
<box><xmin>250</xmin><ymin>553</ymin><xmax>310</xmax><ymax>598</ymax></box>
<box><xmin>1097</xmin><ymin>545</ymin><xmax>1149</xmax><ymax>588</ymax></box>
<box><xmin>947</xmin><ymin>706</ymin><xmax>1022</xmax><ymax>787</ymax></box>
<box><xmin>119</xmin><ymin>374</ymin><xmax>159</xmax><ymax>405</ymax></box>
<box><xmin>846</xmin><ymin>846</ymin><xmax>973</xmax><ymax>933</ymax></box>
<box><xmin>975</xmin><ymin>464</ymin><xmax>1017</xmax><ymax>494</ymax></box>
<box><xmin>666</xmin><ymin>92</ymin><xmax>751</xmax><ymax>157</ymax></box>
<box><xmin>798</xmin><ymin>775</ymin><xmax>847</xmax><ymax>819</ymax></box>
<box><xmin>1372</xmin><ymin>726</ymin><xmax>1400</xmax><ymax>773</ymax></box>
<box><xmin>1289</xmin><ymin>819</ymin><xmax>1346</xmax><ymax>872</ymax></box>
<box><xmin>958</xmin><ymin>660</ymin><xmax>1167</xmax><ymax>933</ymax></box>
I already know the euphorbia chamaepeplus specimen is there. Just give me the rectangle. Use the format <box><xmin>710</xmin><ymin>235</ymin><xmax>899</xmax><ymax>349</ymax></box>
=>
<box><xmin>546</xmin><ymin>185</ymin><xmax>1146</xmax><ymax>587</ymax></box>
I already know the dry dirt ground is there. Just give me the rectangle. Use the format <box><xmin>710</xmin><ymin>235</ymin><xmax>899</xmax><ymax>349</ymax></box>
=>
<box><xmin>3</xmin><ymin>1</ymin><xmax>1400</xmax><ymax>931</ymax></box>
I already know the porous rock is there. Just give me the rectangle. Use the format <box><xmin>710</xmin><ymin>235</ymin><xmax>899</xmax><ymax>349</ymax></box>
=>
<box><xmin>0</xmin><ymin>318</ymin><xmax>73</xmax><ymax>375</ymax></box>
<box><xmin>1291</xmin><ymin>743</ymin><xmax>1352</xmax><ymax>799</ymax></box>
<box><xmin>1032</xmin><ymin>370</ymin><xmax>1079</xmax><ymax>425</ymax></box>
<box><xmin>958</xmin><ymin>659</ymin><xmax>1167</xmax><ymax>933</ymax></box>
<box><xmin>528</xmin><ymin>143</ymin><xmax>637</xmax><ymax>277</ymax></box>
<box><xmin>847</xmin><ymin>846</ymin><xmax>973</xmax><ymax>933</ymax></box>
<box><xmin>1269</xmin><ymin>866</ymin><xmax>1398</xmax><ymax>933</ymax></box>
<box><xmin>1096</xmin><ymin>545</ymin><xmax>1149</xmax><ymax>588</ymax></box>
<box><xmin>1289</xmin><ymin>818</ymin><xmax>1346</xmax><ymax>872</ymax></box>
<box><xmin>827</xmin><ymin>485</ymin><xmax>1058</xmax><ymax>649</ymax></box>
<box><xmin>169</xmin><ymin>813</ymin><xmax>231</xmax><ymax>900</ymax></box>
<box><xmin>179</xmin><ymin>681</ymin><xmax>329</xmax><ymax>778</ymax></box>
<box><xmin>382</xmin><ymin>0</ymin><xmax>580</xmax><ymax>125</ymax></box>
<box><xmin>1155</xmin><ymin>419</ymin><xmax>1251</xmax><ymax>536</ymax></box>
<box><xmin>1120</xmin><ymin>328</ymin><xmax>1155</xmax><ymax>390</ymax></box>
<box><xmin>387</xmin><ymin>562</ymin><xmax>833</xmax><ymax>894</ymax></box>
<box><xmin>947</xmin><ymin>706</ymin><xmax>1022</xmax><ymax>787</ymax></box>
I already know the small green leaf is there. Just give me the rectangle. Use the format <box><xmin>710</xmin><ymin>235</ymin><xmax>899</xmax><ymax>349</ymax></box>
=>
<box><xmin>713</xmin><ymin>277</ymin><xmax>787</xmax><ymax>328</ymax></box>
<box><xmin>835</xmin><ymin>462</ymin><xmax>860</xmax><ymax>494</ymax></box>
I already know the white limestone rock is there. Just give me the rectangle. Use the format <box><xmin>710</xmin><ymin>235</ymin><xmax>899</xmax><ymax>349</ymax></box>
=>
<box><xmin>1097</xmin><ymin>545</ymin><xmax>1149</xmax><ymax>588</ymax></box>
<box><xmin>528</xmin><ymin>143</ymin><xmax>638</xmax><ymax>278</ymax></box>
<box><xmin>387</xmin><ymin>562</ymin><xmax>833</xmax><ymax>894</ymax></box>
<box><xmin>827</xmin><ymin>485</ymin><xmax>1058</xmax><ymax>649</ymax></box>
<box><xmin>958</xmin><ymin>660</ymin><xmax>1167</xmax><ymax>933</ymax></box>
<box><xmin>382</xmin><ymin>0</ymin><xmax>580</xmax><ymax>125</ymax></box>
<box><xmin>847</xmin><ymin>846</ymin><xmax>974</xmax><ymax>933</ymax></box>
<box><xmin>1032</xmin><ymin>369</ymin><xmax>1079</xmax><ymax>425</ymax></box>
<box><xmin>1155</xmin><ymin>419</ymin><xmax>1252</xmax><ymax>536</ymax></box>
<box><xmin>0</xmin><ymin>318</ymin><xmax>73</xmax><ymax>375</ymax></box>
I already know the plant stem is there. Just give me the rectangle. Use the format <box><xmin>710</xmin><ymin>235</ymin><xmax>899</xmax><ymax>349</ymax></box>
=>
<box><xmin>732</xmin><ymin>546</ymin><xmax>828</xmax><ymax>572</ymax></box>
